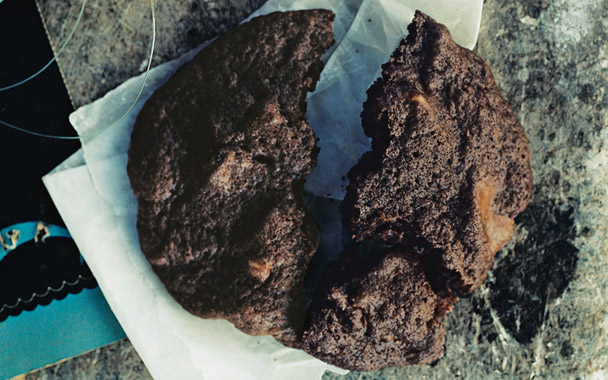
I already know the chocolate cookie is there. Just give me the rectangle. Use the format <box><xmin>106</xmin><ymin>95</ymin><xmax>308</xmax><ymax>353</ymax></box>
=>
<box><xmin>342</xmin><ymin>11</ymin><xmax>532</xmax><ymax>293</ymax></box>
<box><xmin>301</xmin><ymin>245</ymin><xmax>447</xmax><ymax>371</ymax></box>
<box><xmin>127</xmin><ymin>10</ymin><xmax>335</xmax><ymax>345</ymax></box>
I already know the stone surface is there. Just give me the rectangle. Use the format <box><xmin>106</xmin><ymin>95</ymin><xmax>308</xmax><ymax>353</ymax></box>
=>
<box><xmin>30</xmin><ymin>0</ymin><xmax>608</xmax><ymax>378</ymax></box>
<box><xmin>24</xmin><ymin>339</ymin><xmax>153</xmax><ymax>380</ymax></box>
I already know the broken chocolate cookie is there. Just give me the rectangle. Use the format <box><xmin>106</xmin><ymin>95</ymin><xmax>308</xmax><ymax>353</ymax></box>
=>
<box><xmin>127</xmin><ymin>10</ymin><xmax>335</xmax><ymax>345</ymax></box>
<box><xmin>342</xmin><ymin>11</ymin><xmax>532</xmax><ymax>294</ymax></box>
<box><xmin>301</xmin><ymin>245</ymin><xmax>447</xmax><ymax>371</ymax></box>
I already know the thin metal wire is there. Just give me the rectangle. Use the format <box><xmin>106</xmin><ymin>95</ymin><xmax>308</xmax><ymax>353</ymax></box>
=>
<box><xmin>0</xmin><ymin>0</ymin><xmax>87</xmax><ymax>92</ymax></box>
<box><xmin>0</xmin><ymin>0</ymin><xmax>157</xmax><ymax>140</ymax></box>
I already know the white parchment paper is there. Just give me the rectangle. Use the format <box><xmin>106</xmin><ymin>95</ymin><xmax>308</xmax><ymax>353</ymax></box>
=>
<box><xmin>43</xmin><ymin>1</ymin><xmax>482</xmax><ymax>379</ymax></box>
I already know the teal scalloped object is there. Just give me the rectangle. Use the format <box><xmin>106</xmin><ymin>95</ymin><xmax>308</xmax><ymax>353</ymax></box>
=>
<box><xmin>0</xmin><ymin>221</ymin><xmax>75</xmax><ymax>263</ymax></box>
<box><xmin>0</xmin><ymin>221</ymin><xmax>126</xmax><ymax>379</ymax></box>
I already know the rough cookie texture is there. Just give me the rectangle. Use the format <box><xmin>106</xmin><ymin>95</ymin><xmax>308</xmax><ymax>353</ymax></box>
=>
<box><xmin>342</xmin><ymin>11</ymin><xmax>532</xmax><ymax>294</ymax></box>
<box><xmin>301</xmin><ymin>245</ymin><xmax>447</xmax><ymax>371</ymax></box>
<box><xmin>127</xmin><ymin>10</ymin><xmax>335</xmax><ymax>345</ymax></box>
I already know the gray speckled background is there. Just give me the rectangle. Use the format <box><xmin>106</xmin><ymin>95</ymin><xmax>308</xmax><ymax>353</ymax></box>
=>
<box><xmin>25</xmin><ymin>0</ymin><xmax>608</xmax><ymax>378</ymax></box>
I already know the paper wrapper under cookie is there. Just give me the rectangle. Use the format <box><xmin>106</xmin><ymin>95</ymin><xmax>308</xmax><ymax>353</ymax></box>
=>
<box><xmin>43</xmin><ymin>1</ymin><xmax>482</xmax><ymax>379</ymax></box>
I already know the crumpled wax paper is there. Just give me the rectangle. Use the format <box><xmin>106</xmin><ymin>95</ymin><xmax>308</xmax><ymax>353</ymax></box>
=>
<box><xmin>43</xmin><ymin>1</ymin><xmax>482</xmax><ymax>379</ymax></box>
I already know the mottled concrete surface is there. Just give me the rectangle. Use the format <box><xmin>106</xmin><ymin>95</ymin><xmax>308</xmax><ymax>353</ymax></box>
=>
<box><xmin>23</xmin><ymin>339</ymin><xmax>152</xmax><ymax>380</ymax></box>
<box><xmin>28</xmin><ymin>0</ymin><xmax>608</xmax><ymax>379</ymax></box>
